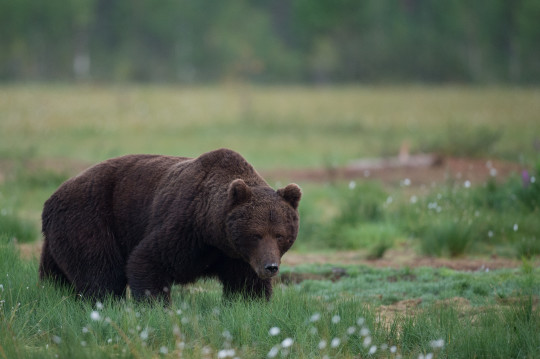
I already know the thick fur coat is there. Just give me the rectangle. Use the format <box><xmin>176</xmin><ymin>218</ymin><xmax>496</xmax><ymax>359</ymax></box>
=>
<box><xmin>39</xmin><ymin>148</ymin><xmax>301</xmax><ymax>302</ymax></box>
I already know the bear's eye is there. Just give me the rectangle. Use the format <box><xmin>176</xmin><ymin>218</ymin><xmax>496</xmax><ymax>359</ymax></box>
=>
<box><xmin>276</xmin><ymin>234</ymin><xmax>284</xmax><ymax>240</ymax></box>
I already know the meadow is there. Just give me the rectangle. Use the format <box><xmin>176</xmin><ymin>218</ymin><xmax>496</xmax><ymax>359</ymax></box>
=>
<box><xmin>1</xmin><ymin>85</ymin><xmax>540</xmax><ymax>358</ymax></box>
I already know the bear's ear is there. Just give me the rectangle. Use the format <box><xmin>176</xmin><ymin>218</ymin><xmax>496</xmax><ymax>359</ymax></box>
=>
<box><xmin>277</xmin><ymin>183</ymin><xmax>302</xmax><ymax>210</ymax></box>
<box><xmin>228</xmin><ymin>179</ymin><xmax>252</xmax><ymax>207</ymax></box>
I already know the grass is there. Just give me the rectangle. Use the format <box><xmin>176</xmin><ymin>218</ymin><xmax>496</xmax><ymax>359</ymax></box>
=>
<box><xmin>1</xmin><ymin>85</ymin><xmax>540</xmax><ymax>255</ymax></box>
<box><xmin>1</xmin><ymin>85</ymin><xmax>540</xmax><ymax>168</ymax></box>
<box><xmin>0</xmin><ymin>85</ymin><xmax>539</xmax><ymax>357</ymax></box>
<box><xmin>1</xmin><ymin>236</ymin><xmax>539</xmax><ymax>359</ymax></box>
<box><xmin>293</xmin><ymin>167</ymin><xmax>540</xmax><ymax>258</ymax></box>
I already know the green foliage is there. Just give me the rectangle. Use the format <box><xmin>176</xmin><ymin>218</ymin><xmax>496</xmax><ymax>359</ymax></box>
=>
<box><xmin>2</xmin><ymin>1</ymin><xmax>540</xmax><ymax>82</ymax></box>
<box><xmin>312</xmin><ymin>182</ymin><xmax>397</xmax><ymax>253</ymax></box>
<box><xmin>394</xmin><ymin>168</ymin><xmax>540</xmax><ymax>258</ymax></box>
<box><xmin>333</xmin><ymin>182</ymin><xmax>386</xmax><ymax>226</ymax></box>
<box><xmin>417</xmin><ymin>217</ymin><xmax>473</xmax><ymax>257</ymax></box>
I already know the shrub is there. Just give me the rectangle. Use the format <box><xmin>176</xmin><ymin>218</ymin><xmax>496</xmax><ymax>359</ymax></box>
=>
<box><xmin>419</xmin><ymin>218</ymin><xmax>473</xmax><ymax>257</ymax></box>
<box><xmin>332</xmin><ymin>182</ymin><xmax>387</xmax><ymax>227</ymax></box>
<box><xmin>421</xmin><ymin>122</ymin><xmax>502</xmax><ymax>157</ymax></box>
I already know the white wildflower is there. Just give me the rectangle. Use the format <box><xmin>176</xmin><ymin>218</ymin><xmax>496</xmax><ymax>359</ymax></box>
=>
<box><xmin>267</xmin><ymin>345</ymin><xmax>279</xmax><ymax>358</ymax></box>
<box><xmin>331</xmin><ymin>315</ymin><xmax>341</xmax><ymax>324</ymax></box>
<box><xmin>330</xmin><ymin>338</ymin><xmax>341</xmax><ymax>348</ymax></box>
<box><xmin>346</xmin><ymin>326</ymin><xmax>356</xmax><ymax>335</ymax></box>
<box><xmin>52</xmin><ymin>335</ymin><xmax>61</xmax><ymax>344</ymax></box>
<box><xmin>318</xmin><ymin>340</ymin><xmax>327</xmax><ymax>350</ymax></box>
<box><xmin>217</xmin><ymin>349</ymin><xmax>235</xmax><ymax>358</ymax></box>
<box><xmin>96</xmin><ymin>301</ymin><xmax>103</xmax><ymax>310</ymax></box>
<box><xmin>310</xmin><ymin>313</ymin><xmax>321</xmax><ymax>322</ymax></box>
<box><xmin>90</xmin><ymin>311</ymin><xmax>101</xmax><ymax>321</ymax></box>
<box><xmin>363</xmin><ymin>336</ymin><xmax>372</xmax><ymax>347</ymax></box>
<box><xmin>368</xmin><ymin>345</ymin><xmax>377</xmax><ymax>355</ymax></box>
<box><xmin>159</xmin><ymin>346</ymin><xmax>168</xmax><ymax>354</ymax></box>
<box><xmin>268</xmin><ymin>327</ymin><xmax>280</xmax><ymax>336</ymax></box>
<box><xmin>281</xmin><ymin>338</ymin><xmax>294</xmax><ymax>348</ymax></box>
<box><xmin>429</xmin><ymin>339</ymin><xmax>445</xmax><ymax>349</ymax></box>
<box><xmin>360</xmin><ymin>327</ymin><xmax>370</xmax><ymax>336</ymax></box>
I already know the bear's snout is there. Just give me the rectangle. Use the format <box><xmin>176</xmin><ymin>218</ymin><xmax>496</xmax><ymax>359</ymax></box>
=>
<box><xmin>264</xmin><ymin>263</ymin><xmax>279</xmax><ymax>275</ymax></box>
<box><xmin>248</xmin><ymin>237</ymin><xmax>281</xmax><ymax>279</ymax></box>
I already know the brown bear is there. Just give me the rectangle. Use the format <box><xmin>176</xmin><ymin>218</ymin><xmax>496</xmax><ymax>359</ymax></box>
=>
<box><xmin>39</xmin><ymin>148</ymin><xmax>301</xmax><ymax>302</ymax></box>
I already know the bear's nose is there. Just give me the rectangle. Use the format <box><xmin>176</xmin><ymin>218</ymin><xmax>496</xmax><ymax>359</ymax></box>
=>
<box><xmin>265</xmin><ymin>263</ymin><xmax>279</xmax><ymax>275</ymax></box>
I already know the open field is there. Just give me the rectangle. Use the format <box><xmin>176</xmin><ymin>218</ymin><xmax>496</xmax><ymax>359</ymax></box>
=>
<box><xmin>1</xmin><ymin>237</ymin><xmax>539</xmax><ymax>359</ymax></box>
<box><xmin>1</xmin><ymin>85</ymin><xmax>540</xmax><ymax>358</ymax></box>
<box><xmin>1</xmin><ymin>85</ymin><xmax>540</xmax><ymax>168</ymax></box>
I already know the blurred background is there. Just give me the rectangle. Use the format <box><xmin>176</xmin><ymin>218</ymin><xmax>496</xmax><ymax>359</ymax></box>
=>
<box><xmin>1</xmin><ymin>0</ymin><xmax>540</xmax><ymax>84</ymax></box>
<box><xmin>1</xmin><ymin>0</ymin><xmax>539</xmax><ymax>262</ymax></box>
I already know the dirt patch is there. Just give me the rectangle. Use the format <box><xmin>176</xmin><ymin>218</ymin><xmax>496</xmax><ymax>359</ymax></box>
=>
<box><xmin>20</xmin><ymin>240</ymin><xmax>536</xmax><ymax>271</ymax></box>
<box><xmin>378</xmin><ymin>298</ymin><xmax>424</xmax><ymax>316</ymax></box>
<box><xmin>18</xmin><ymin>241</ymin><xmax>43</xmax><ymax>260</ymax></box>
<box><xmin>377</xmin><ymin>297</ymin><xmax>473</xmax><ymax>326</ymax></box>
<box><xmin>279</xmin><ymin>267</ymin><xmax>348</xmax><ymax>284</ymax></box>
<box><xmin>1</xmin><ymin>154</ymin><xmax>523</xmax><ymax>188</ymax></box>
<box><xmin>282</xmin><ymin>247</ymin><xmax>534</xmax><ymax>271</ymax></box>
<box><xmin>261</xmin><ymin>156</ymin><xmax>523</xmax><ymax>188</ymax></box>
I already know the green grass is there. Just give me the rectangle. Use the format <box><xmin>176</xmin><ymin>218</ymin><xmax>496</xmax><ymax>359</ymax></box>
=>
<box><xmin>1</xmin><ymin>85</ymin><xmax>540</xmax><ymax>167</ymax></box>
<box><xmin>1</xmin><ymin>85</ymin><xmax>539</xmax><ymax>357</ymax></box>
<box><xmin>1</xmin><ymin>236</ymin><xmax>539</xmax><ymax>359</ymax></box>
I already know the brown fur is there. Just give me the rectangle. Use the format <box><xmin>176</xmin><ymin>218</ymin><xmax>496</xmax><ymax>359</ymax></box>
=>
<box><xmin>39</xmin><ymin>148</ymin><xmax>301</xmax><ymax>302</ymax></box>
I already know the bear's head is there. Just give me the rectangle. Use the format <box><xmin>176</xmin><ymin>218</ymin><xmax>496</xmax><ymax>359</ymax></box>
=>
<box><xmin>225</xmin><ymin>179</ymin><xmax>301</xmax><ymax>279</ymax></box>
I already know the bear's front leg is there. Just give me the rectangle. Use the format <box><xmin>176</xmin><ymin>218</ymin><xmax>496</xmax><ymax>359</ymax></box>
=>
<box><xmin>126</xmin><ymin>244</ymin><xmax>173</xmax><ymax>304</ymax></box>
<box><xmin>217</xmin><ymin>259</ymin><xmax>273</xmax><ymax>301</ymax></box>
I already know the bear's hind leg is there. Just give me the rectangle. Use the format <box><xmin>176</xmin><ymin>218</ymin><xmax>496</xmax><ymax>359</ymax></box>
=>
<box><xmin>39</xmin><ymin>239</ymin><xmax>71</xmax><ymax>287</ymax></box>
<box><xmin>70</xmin><ymin>245</ymin><xmax>128</xmax><ymax>300</ymax></box>
<box><xmin>45</xmin><ymin>230</ymin><xmax>128</xmax><ymax>301</ymax></box>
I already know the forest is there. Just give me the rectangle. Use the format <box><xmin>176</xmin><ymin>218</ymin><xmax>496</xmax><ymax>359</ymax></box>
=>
<box><xmin>1</xmin><ymin>0</ymin><xmax>540</xmax><ymax>83</ymax></box>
